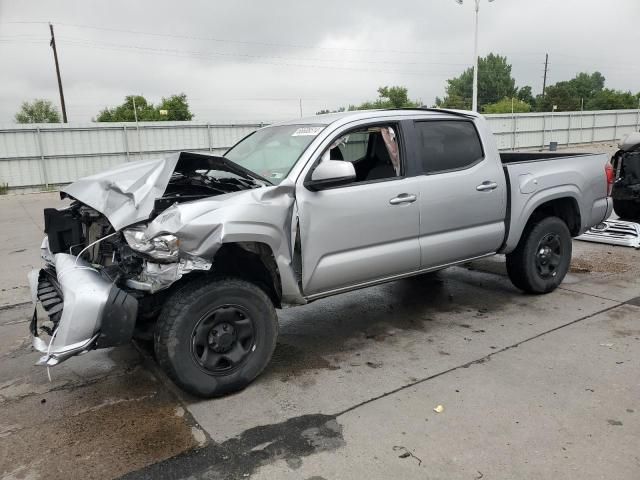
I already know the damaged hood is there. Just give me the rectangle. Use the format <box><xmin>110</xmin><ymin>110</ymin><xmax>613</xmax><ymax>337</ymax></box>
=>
<box><xmin>62</xmin><ymin>152</ymin><xmax>268</xmax><ymax>230</ymax></box>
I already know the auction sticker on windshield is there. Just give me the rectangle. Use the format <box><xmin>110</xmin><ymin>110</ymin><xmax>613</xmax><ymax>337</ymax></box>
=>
<box><xmin>292</xmin><ymin>126</ymin><xmax>324</xmax><ymax>136</ymax></box>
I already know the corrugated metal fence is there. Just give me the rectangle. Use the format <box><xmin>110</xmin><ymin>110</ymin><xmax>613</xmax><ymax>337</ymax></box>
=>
<box><xmin>1</xmin><ymin>109</ymin><xmax>638</xmax><ymax>191</ymax></box>
<box><xmin>0</xmin><ymin>122</ymin><xmax>263</xmax><ymax>191</ymax></box>
<box><xmin>488</xmin><ymin>109</ymin><xmax>640</xmax><ymax>150</ymax></box>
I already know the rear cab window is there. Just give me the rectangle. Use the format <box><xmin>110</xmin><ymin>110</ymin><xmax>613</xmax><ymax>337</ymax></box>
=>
<box><xmin>414</xmin><ymin>120</ymin><xmax>484</xmax><ymax>174</ymax></box>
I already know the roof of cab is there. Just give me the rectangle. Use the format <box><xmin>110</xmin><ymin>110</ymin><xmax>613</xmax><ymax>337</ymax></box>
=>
<box><xmin>271</xmin><ymin>108</ymin><xmax>479</xmax><ymax>128</ymax></box>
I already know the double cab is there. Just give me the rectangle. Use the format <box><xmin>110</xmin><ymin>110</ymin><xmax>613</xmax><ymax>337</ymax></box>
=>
<box><xmin>30</xmin><ymin>108</ymin><xmax>613</xmax><ymax>396</ymax></box>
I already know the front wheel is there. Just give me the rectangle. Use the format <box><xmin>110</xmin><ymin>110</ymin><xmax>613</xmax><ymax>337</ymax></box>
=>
<box><xmin>154</xmin><ymin>277</ymin><xmax>278</xmax><ymax>397</ymax></box>
<box><xmin>506</xmin><ymin>216</ymin><xmax>572</xmax><ymax>294</ymax></box>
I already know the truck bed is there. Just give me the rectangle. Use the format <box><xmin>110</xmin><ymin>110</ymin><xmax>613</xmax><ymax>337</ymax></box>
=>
<box><xmin>500</xmin><ymin>151</ymin><xmax>611</xmax><ymax>252</ymax></box>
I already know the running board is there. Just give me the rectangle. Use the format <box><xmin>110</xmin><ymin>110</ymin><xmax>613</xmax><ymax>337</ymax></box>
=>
<box><xmin>576</xmin><ymin>219</ymin><xmax>640</xmax><ymax>249</ymax></box>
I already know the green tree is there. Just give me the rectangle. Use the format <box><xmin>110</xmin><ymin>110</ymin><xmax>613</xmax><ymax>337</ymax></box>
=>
<box><xmin>536</xmin><ymin>72</ymin><xmax>606</xmax><ymax>112</ymax></box>
<box><xmin>96</xmin><ymin>94</ymin><xmax>193</xmax><ymax>122</ymax></box>
<box><xmin>15</xmin><ymin>99</ymin><xmax>61</xmax><ymax>123</ymax></box>
<box><xmin>349</xmin><ymin>86</ymin><xmax>421</xmax><ymax>110</ymax></box>
<box><xmin>586</xmin><ymin>89</ymin><xmax>639</xmax><ymax>110</ymax></box>
<box><xmin>157</xmin><ymin>93</ymin><xmax>193</xmax><ymax>120</ymax></box>
<box><xmin>316</xmin><ymin>107</ymin><xmax>346</xmax><ymax>115</ymax></box>
<box><xmin>517</xmin><ymin>86</ymin><xmax>535</xmax><ymax>108</ymax></box>
<box><xmin>317</xmin><ymin>86</ymin><xmax>419</xmax><ymax>113</ymax></box>
<box><xmin>536</xmin><ymin>81</ymin><xmax>581</xmax><ymax>111</ymax></box>
<box><xmin>436</xmin><ymin>54</ymin><xmax>517</xmax><ymax>110</ymax></box>
<box><xmin>570</xmin><ymin>72</ymin><xmax>605</xmax><ymax>100</ymax></box>
<box><xmin>484</xmin><ymin>97</ymin><xmax>531</xmax><ymax>114</ymax></box>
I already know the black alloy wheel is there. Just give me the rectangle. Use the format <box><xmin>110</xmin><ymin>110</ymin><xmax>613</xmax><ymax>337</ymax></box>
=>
<box><xmin>191</xmin><ymin>304</ymin><xmax>256</xmax><ymax>374</ymax></box>
<box><xmin>534</xmin><ymin>233</ymin><xmax>563</xmax><ymax>279</ymax></box>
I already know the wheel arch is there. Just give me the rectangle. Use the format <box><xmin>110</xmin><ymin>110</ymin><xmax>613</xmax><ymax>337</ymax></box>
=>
<box><xmin>210</xmin><ymin>241</ymin><xmax>283</xmax><ymax>307</ymax></box>
<box><xmin>504</xmin><ymin>189</ymin><xmax>582</xmax><ymax>253</ymax></box>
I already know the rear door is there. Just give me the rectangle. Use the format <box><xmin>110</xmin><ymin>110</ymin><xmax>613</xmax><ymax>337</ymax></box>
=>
<box><xmin>296</xmin><ymin>121</ymin><xmax>422</xmax><ymax>297</ymax></box>
<box><xmin>408</xmin><ymin>119</ymin><xmax>507</xmax><ymax>268</ymax></box>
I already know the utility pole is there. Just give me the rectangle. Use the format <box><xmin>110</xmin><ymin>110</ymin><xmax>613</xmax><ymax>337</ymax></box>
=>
<box><xmin>541</xmin><ymin>53</ymin><xmax>549</xmax><ymax>100</ymax></box>
<box><xmin>49</xmin><ymin>23</ymin><xmax>67</xmax><ymax>123</ymax></box>
<box><xmin>299</xmin><ymin>98</ymin><xmax>303</xmax><ymax>118</ymax></box>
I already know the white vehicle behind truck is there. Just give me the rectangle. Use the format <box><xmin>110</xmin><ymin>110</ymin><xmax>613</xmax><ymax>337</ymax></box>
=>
<box><xmin>29</xmin><ymin>108</ymin><xmax>613</xmax><ymax>396</ymax></box>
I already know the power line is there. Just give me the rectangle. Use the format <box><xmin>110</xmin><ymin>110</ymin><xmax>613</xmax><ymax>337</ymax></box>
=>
<box><xmin>0</xmin><ymin>20</ymin><xmax>506</xmax><ymax>57</ymax></box>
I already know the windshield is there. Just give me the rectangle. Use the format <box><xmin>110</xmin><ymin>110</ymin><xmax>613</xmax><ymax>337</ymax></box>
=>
<box><xmin>225</xmin><ymin>124</ymin><xmax>325</xmax><ymax>184</ymax></box>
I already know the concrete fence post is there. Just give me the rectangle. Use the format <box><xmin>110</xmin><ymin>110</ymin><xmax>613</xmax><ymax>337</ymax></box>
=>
<box><xmin>567</xmin><ymin>114</ymin><xmax>571</xmax><ymax>147</ymax></box>
<box><xmin>592</xmin><ymin>113</ymin><xmax>596</xmax><ymax>142</ymax></box>
<box><xmin>35</xmin><ymin>127</ymin><xmax>49</xmax><ymax>189</ymax></box>
<box><xmin>207</xmin><ymin>123</ymin><xmax>213</xmax><ymax>152</ymax></box>
<box><xmin>613</xmin><ymin>111</ymin><xmax>618</xmax><ymax>141</ymax></box>
<box><xmin>123</xmin><ymin>125</ymin><xmax>130</xmax><ymax>162</ymax></box>
<box><xmin>541</xmin><ymin>114</ymin><xmax>546</xmax><ymax>149</ymax></box>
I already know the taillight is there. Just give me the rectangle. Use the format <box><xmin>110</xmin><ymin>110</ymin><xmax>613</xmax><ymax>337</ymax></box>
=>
<box><xmin>605</xmin><ymin>162</ymin><xmax>614</xmax><ymax>196</ymax></box>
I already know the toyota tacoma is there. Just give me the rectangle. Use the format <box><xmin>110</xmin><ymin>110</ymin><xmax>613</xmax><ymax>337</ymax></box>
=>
<box><xmin>28</xmin><ymin>108</ymin><xmax>613</xmax><ymax>397</ymax></box>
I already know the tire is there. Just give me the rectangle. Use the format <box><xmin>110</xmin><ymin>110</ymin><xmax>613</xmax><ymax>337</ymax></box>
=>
<box><xmin>506</xmin><ymin>216</ymin><xmax>572</xmax><ymax>294</ymax></box>
<box><xmin>154</xmin><ymin>277</ymin><xmax>278</xmax><ymax>397</ymax></box>
<box><xmin>613</xmin><ymin>199</ymin><xmax>640</xmax><ymax>221</ymax></box>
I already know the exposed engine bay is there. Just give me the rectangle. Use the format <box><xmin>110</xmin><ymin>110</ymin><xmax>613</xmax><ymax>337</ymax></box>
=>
<box><xmin>42</xmin><ymin>152</ymin><xmax>267</xmax><ymax>298</ymax></box>
<box><xmin>153</xmin><ymin>155</ymin><xmax>265</xmax><ymax>213</ymax></box>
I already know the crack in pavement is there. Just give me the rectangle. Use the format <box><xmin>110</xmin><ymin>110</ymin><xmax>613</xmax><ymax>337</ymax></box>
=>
<box><xmin>0</xmin><ymin>301</ymin><xmax>31</xmax><ymax>312</ymax></box>
<box><xmin>335</xmin><ymin>302</ymin><xmax>622</xmax><ymax>417</ymax></box>
<box><xmin>558</xmin><ymin>285</ymin><xmax>626</xmax><ymax>303</ymax></box>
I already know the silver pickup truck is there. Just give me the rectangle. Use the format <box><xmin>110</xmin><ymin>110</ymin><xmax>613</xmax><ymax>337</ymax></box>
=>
<box><xmin>29</xmin><ymin>108</ymin><xmax>613</xmax><ymax>397</ymax></box>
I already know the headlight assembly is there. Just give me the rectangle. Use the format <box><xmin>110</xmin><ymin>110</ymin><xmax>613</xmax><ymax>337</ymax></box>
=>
<box><xmin>123</xmin><ymin>227</ymin><xmax>180</xmax><ymax>261</ymax></box>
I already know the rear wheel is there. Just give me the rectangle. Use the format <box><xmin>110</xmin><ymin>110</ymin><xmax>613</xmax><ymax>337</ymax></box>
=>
<box><xmin>506</xmin><ymin>216</ymin><xmax>572</xmax><ymax>294</ymax></box>
<box><xmin>613</xmin><ymin>199</ymin><xmax>640</xmax><ymax>221</ymax></box>
<box><xmin>154</xmin><ymin>277</ymin><xmax>278</xmax><ymax>397</ymax></box>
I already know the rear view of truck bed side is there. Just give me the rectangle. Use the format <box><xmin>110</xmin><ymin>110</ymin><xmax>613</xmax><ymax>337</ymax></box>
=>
<box><xmin>499</xmin><ymin>151</ymin><xmax>613</xmax><ymax>254</ymax></box>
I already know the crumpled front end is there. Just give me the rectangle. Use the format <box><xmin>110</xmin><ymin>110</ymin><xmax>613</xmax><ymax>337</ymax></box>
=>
<box><xmin>28</xmin><ymin>150</ymin><xmax>305</xmax><ymax>367</ymax></box>
<box><xmin>29</xmin><ymin>250</ymin><xmax>138</xmax><ymax>366</ymax></box>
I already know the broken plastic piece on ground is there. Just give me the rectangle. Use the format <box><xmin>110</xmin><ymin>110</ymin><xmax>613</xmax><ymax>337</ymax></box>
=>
<box><xmin>576</xmin><ymin>219</ymin><xmax>640</xmax><ymax>248</ymax></box>
<box><xmin>434</xmin><ymin>404</ymin><xmax>444</xmax><ymax>413</ymax></box>
<box><xmin>392</xmin><ymin>446</ymin><xmax>422</xmax><ymax>466</ymax></box>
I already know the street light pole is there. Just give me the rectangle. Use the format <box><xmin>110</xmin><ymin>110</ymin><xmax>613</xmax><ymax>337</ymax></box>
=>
<box><xmin>456</xmin><ymin>0</ymin><xmax>493</xmax><ymax>112</ymax></box>
<box><xmin>472</xmin><ymin>0</ymin><xmax>480</xmax><ymax>112</ymax></box>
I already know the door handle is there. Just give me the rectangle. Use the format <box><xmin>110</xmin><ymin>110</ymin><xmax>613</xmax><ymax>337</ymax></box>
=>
<box><xmin>389</xmin><ymin>193</ymin><xmax>417</xmax><ymax>205</ymax></box>
<box><xmin>476</xmin><ymin>181</ymin><xmax>498</xmax><ymax>192</ymax></box>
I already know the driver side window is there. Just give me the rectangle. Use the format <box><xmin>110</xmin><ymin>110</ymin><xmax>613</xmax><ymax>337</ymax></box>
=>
<box><xmin>327</xmin><ymin>125</ymin><xmax>402</xmax><ymax>183</ymax></box>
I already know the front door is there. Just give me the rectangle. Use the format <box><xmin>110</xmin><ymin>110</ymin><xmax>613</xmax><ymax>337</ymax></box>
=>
<box><xmin>296</xmin><ymin>123</ymin><xmax>421</xmax><ymax>297</ymax></box>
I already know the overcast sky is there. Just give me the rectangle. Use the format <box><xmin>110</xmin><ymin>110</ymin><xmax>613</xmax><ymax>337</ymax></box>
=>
<box><xmin>1</xmin><ymin>0</ymin><xmax>638</xmax><ymax>123</ymax></box>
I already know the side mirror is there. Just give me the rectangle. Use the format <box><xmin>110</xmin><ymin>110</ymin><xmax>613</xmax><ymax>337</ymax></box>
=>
<box><xmin>305</xmin><ymin>160</ymin><xmax>356</xmax><ymax>191</ymax></box>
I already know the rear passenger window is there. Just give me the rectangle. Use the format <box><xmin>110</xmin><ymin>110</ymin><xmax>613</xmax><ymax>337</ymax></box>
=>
<box><xmin>415</xmin><ymin>121</ymin><xmax>484</xmax><ymax>173</ymax></box>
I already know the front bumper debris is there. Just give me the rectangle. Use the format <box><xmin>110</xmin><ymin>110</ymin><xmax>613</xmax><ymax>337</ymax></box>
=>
<box><xmin>576</xmin><ymin>219</ymin><xmax>640</xmax><ymax>249</ymax></box>
<box><xmin>29</xmin><ymin>253</ymin><xmax>138</xmax><ymax>366</ymax></box>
